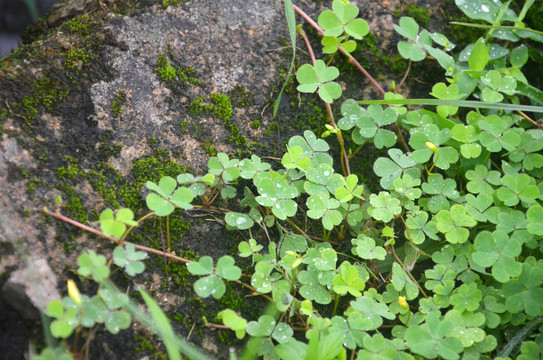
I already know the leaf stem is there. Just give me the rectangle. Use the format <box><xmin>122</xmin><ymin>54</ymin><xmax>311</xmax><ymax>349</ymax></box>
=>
<box><xmin>389</xmin><ymin>245</ymin><xmax>428</xmax><ymax>298</ymax></box>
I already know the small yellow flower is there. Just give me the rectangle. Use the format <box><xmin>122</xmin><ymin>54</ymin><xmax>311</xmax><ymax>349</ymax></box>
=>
<box><xmin>398</xmin><ymin>296</ymin><xmax>408</xmax><ymax>310</ymax></box>
<box><xmin>67</xmin><ymin>279</ymin><xmax>82</xmax><ymax>307</ymax></box>
<box><xmin>425</xmin><ymin>142</ymin><xmax>439</xmax><ymax>153</ymax></box>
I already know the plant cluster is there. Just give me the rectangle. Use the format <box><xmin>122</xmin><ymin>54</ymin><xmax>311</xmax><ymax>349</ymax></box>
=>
<box><xmin>37</xmin><ymin>0</ymin><xmax>543</xmax><ymax>359</ymax></box>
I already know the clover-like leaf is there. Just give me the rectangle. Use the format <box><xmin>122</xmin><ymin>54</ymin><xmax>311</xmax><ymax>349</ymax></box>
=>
<box><xmin>368</xmin><ymin>192</ymin><xmax>402</xmax><ymax>223</ymax></box>
<box><xmin>146</xmin><ymin>176</ymin><xmax>194</xmax><ymax>216</ymax></box>
<box><xmin>405</xmin><ymin>210</ymin><xmax>439</xmax><ymax>244</ymax></box>
<box><xmin>208</xmin><ymin>153</ymin><xmax>240</xmax><ymax>183</ymax></box>
<box><xmin>99</xmin><ymin>208</ymin><xmax>138</xmax><ymax>238</ymax></box>
<box><xmin>450</xmin><ymin>283</ymin><xmax>482</xmax><ymax>312</ymax></box>
<box><xmin>298</xmin><ymin>267</ymin><xmax>333</xmax><ymax>305</ymax></box>
<box><xmin>47</xmin><ymin>299</ymin><xmax>78</xmax><ymax>339</ymax></box>
<box><xmin>104</xmin><ymin>310</ymin><xmax>131</xmax><ymax>334</ymax></box>
<box><xmin>405</xmin><ymin>311</ymin><xmax>463</xmax><ymax>359</ymax></box>
<box><xmin>251</xmin><ymin>261</ymin><xmax>275</xmax><ymax>293</ymax></box>
<box><xmin>296</xmin><ymin>60</ymin><xmax>342</xmax><ymax>103</ymax></box>
<box><xmin>225</xmin><ymin>212</ymin><xmax>255</xmax><ymax>230</ymax></box>
<box><xmin>332</xmin><ymin>261</ymin><xmax>365</xmax><ymax>297</ymax></box>
<box><xmin>435</xmin><ymin>204</ymin><xmax>476</xmax><ymax>244</ymax></box>
<box><xmin>334</xmin><ymin>174</ymin><xmax>364</xmax><ymax>203</ymax></box>
<box><xmin>239</xmin><ymin>155</ymin><xmax>271</xmax><ymax>179</ymax></box>
<box><xmin>472</xmin><ymin>230</ymin><xmax>522</xmax><ymax>283</ymax></box>
<box><xmin>113</xmin><ymin>244</ymin><xmax>147</xmax><ymax>276</ymax></box>
<box><xmin>496</xmin><ymin>173</ymin><xmax>539</xmax><ymax>206</ymax></box>
<box><xmin>255</xmin><ymin>176</ymin><xmax>299</xmax><ymax>220</ymax></box>
<box><xmin>409</xmin><ymin>124</ymin><xmax>459</xmax><ymax>170</ymax></box>
<box><xmin>289</xmin><ymin>130</ymin><xmax>332</xmax><ymax>167</ymax></box>
<box><xmin>456</xmin><ymin>0</ymin><xmax>517</xmax><ymax>24</ymax></box>
<box><xmin>218</xmin><ymin>309</ymin><xmax>247</xmax><ymax>339</ymax></box>
<box><xmin>77</xmin><ymin>250</ymin><xmax>110</xmax><ymax>283</ymax></box>
<box><xmin>193</xmin><ymin>274</ymin><xmax>225</xmax><ymax>299</ymax></box>
<box><xmin>421</xmin><ymin>174</ymin><xmax>460</xmax><ymax>213</ymax></box>
<box><xmin>304</xmin><ymin>164</ymin><xmax>343</xmax><ymax>196</ymax></box>
<box><xmin>502</xmin><ymin>258</ymin><xmax>543</xmax><ymax>316</ymax></box>
<box><xmin>465</xmin><ymin>164</ymin><xmax>501</xmax><ymax>195</ymax></box>
<box><xmin>478</xmin><ymin>115</ymin><xmax>520</xmax><ymax>153</ymax></box>
<box><xmin>373</xmin><ymin>148</ymin><xmax>421</xmax><ymax>190</ymax></box>
<box><xmin>282</xmin><ymin>145</ymin><xmax>311</xmax><ymax>171</ymax></box>
<box><xmin>306</xmin><ymin>193</ymin><xmax>343</xmax><ymax>230</ymax></box>
<box><xmin>355</xmin><ymin>105</ymin><xmax>398</xmax><ymax>148</ymax></box>
<box><xmin>349</xmin><ymin>296</ymin><xmax>395</xmax><ymax>330</ymax></box>
<box><xmin>215</xmin><ymin>255</ymin><xmax>242</xmax><ymax>281</ymax></box>
<box><xmin>318</xmin><ymin>0</ymin><xmax>369</xmax><ymax>39</ymax></box>
<box><xmin>352</xmin><ymin>235</ymin><xmax>387</xmax><ymax>260</ymax></box>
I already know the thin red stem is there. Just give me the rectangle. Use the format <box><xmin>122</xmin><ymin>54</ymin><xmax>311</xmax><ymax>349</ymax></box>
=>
<box><xmin>292</xmin><ymin>3</ymin><xmax>386</xmax><ymax>97</ymax></box>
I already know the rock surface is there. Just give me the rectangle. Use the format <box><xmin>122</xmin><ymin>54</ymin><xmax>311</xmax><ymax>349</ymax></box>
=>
<box><xmin>0</xmin><ymin>0</ymin><xmax>445</xmax><ymax>358</ymax></box>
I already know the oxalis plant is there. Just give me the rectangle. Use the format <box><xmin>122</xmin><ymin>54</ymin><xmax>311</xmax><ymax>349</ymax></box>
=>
<box><xmin>38</xmin><ymin>0</ymin><xmax>543</xmax><ymax>359</ymax></box>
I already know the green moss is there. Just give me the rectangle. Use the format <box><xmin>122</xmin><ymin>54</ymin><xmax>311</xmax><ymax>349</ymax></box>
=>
<box><xmin>399</xmin><ymin>3</ymin><xmax>430</xmax><ymax>27</ymax></box>
<box><xmin>156</xmin><ymin>54</ymin><xmax>199</xmax><ymax>85</ymax></box>
<box><xmin>250</xmin><ymin>120</ymin><xmax>260</xmax><ymax>129</ymax></box>
<box><xmin>190</xmin><ymin>96</ymin><xmax>204</xmax><ymax>114</ymax></box>
<box><xmin>23</xmin><ymin>209</ymin><xmax>31</xmax><ymax>216</ymax></box>
<box><xmin>162</xmin><ymin>0</ymin><xmax>186</xmax><ymax>7</ymax></box>
<box><xmin>179</xmin><ymin>119</ymin><xmax>189</xmax><ymax>133</ymax></box>
<box><xmin>64</xmin><ymin>14</ymin><xmax>93</xmax><ymax>36</ymax></box>
<box><xmin>155</xmin><ymin>54</ymin><xmax>177</xmax><ymax>82</ymax></box>
<box><xmin>64</xmin><ymin>48</ymin><xmax>90</xmax><ymax>70</ymax></box>
<box><xmin>209</xmin><ymin>93</ymin><xmax>233</xmax><ymax>121</ymax></box>
<box><xmin>202</xmin><ymin>142</ymin><xmax>217</xmax><ymax>156</ymax></box>
<box><xmin>231</xmin><ymin>85</ymin><xmax>251</xmax><ymax>107</ymax></box>
<box><xmin>110</xmin><ymin>89</ymin><xmax>126</xmax><ymax>117</ymax></box>
<box><xmin>135</xmin><ymin>335</ymin><xmax>167</xmax><ymax>359</ymax></box>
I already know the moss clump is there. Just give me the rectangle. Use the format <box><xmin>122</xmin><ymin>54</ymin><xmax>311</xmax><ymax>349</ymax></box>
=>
<box><xmin>110</xmin><ymin>89</ymin><xmax>126</xmax><ymax>117</ymax></box>
<box><xmin>202</xmin><ymin>142</ymin><xmax>217</xmax><ymax>156</ymax></box>
<box><xmin>179</xmin><ymin>119</ymin><xmax>189</xmax><ymax>133</ymax></box>
<box><xmin>155</xmin><ymin>54</ymin><xmax>176</xmax><ymax>82</ymax></box>
<box><xmin>64</xmin><ymin>14</ymin><xmax>92</xmax><ymax>36</ymax></box>
<box><xmin>190</xmin><ymin>96</ymin><xmax>204</xmax><ymax>114</ymax></box>
<box><xmin>399</xmin><ymin>3</ymin><xmax>430</xmax><ymax>27</ymax></box>
<box><xmin>209</xmin><ymin>93</ymin><xmax>233</xmax><ymax>121</ymax></box>
<box><xmin>250</xmin><ymin>120</ymin><xmax>260</xmax><ymax>129</ymax></box>
<box><xmin>155</xmin><ymin>54</ymin><xmax>199</xmax><ymax>85</ymax></box>
<box><xmin>162</xmin><ymin>0</ymin><xmax>186</xmax><ymax>8</ymax></box>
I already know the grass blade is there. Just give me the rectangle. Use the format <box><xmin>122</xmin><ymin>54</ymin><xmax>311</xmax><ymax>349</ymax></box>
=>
<box><xmin>273</xmin><ymin>0</ymin><xmax>297</xmax><ymax>117</ymax></box>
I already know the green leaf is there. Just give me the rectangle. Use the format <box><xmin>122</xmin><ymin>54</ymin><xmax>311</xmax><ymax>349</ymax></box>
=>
<box><xmin>296</xmin><ymin>60</ymin><xmax>342</xmax><ymax>103</ymax></box>
<box><xmin>306</xmin><ymin>193</ymin><xmax>342</xmax><ymax>230</ymax></box>
<box><xmin>99</xmin><ymin>208</ymin><xmax>138</xmax><ymax>238</ymax></box>
<box><xmin>496</xmin><ymin>173</ymin><xmax>539</xmax><ymax>206</ymax></box>
<box><xmin>298</xmin><ymin>267</ymin><xmax>333</xmax><ymax>305</ymax></box>
<box><xmin>215</xmin><ymin>255</ymin><xmax>241</xmax><ymax>281</ymax></box>
<box><xmin>435</xmin><ymin>204</ymin><xmax>477</xmax><ymax>244</ymax></box>
<box><xmin>368</xmin><ymin>192</ymin><xmax>402</xmax><ymax>223</ymax></box>
<box><xmin>398</xmin><ymin>41</ymin><xmax>426</xmax><ymax>61</ymax></box>
<box><xmin>468</xmin><ymin>37</ymin><xmax>489</xmax><ymax>71</ymax></box>
<box><xmin>255</xmin><ymin>176</ymin><xmax>299</xmax><ymax>220</ymax></box>
<box><xmin>421</xmin><ymin>174</ymin><xmax>460</xmax><ymax>213</ymax></box>
<box><xmin>394</xmin><ymin>17</ymin><xmax>419</xmax><ymax>40</ymax></box>
<box><xmin>450</xmin><ymin>283</ymin><xmax>482</xmax><ymax>312</ymax></box>
<box><xmin>350</xmin><ymin>296</ymin><xmax>395</xmax><ymax>330</ymax></box>
<box><xmin>186</xmin><ymin>256</ymin><xmax>213</xmax><ymax>276</ymax></box>
<box><xmin>352</xmin><ymin>235</ymin><xmax>387</xmax><ymax>260</ymax></box>
<box><xmin>472</xmin><ymin>230</ymin><xmax>522</xmax><ymax>283</ymax></box>
<box><xmin>282</xmin><ymin>145</ymin><xmax>311</xmax><ymax>170</ymax></box>
<box><xmin>405</xmin><ymin>311</ymin><xmax>463</xmax><ymax>359</ymax></box>
<box><xmin>332</xmin><ymin>261</ymin><xmax>365</xmax><ymax>297</ymax></box>
<box><xmin>113</xmin><ymin>244</ymin><xmax>147</xmax><ymax>276</ymax></box>
<box><xmin>77</xmin><ymin>250</ymin><xmax>110</xmax><ymax>283</ymax></box>
<box><xmin>193</xmin><ymin>275</ymin><xmax>225</xmax><ymax>299</ymax></box>
<box><xmin>373</xmin><ymin>148</ymin><xmax>421</xmax><ymax>190</ymax></box>
<box><xmin>527</xmin><ymin>205</ymin><xmax>543</xmax><ymax>235</ymax></box>
<box><xmin>50</xmin><ymin>320</ymin><xmax>74</xmax><ymax>339</ymax></box>
<box><xmin>456</xmin><ymin>0</ymin><xmax>517</xmax><ymax>23</ymax></box>
<box><xmin>225</xmin><ymin>212</ymin><xmax>254</xmax><ymax>230</ymax></box>
<box><xmin>502</xmin><ymin>258</ymin><xmax>543</xmax><ymax>316</ymax></box>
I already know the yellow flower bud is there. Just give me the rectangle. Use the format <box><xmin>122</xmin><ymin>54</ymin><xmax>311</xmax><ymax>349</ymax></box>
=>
<box><xmin>67</xmin><ymin>279</ymin><xmax>82</xmax><ymax>307</ymax></box>
<box><xmin>292</xmin><ymin>258</ymin><xmax>302</xmax><ymax>269</ymax></box>
<box><xmin>425</xmin><ymin>142</ymin><xmax>439</xmax><ymax>153</ymax></box>
<box><xmin>398</xmin><ymin>296</ymin><xmax>408</xmax><ymax>310</ymax></box>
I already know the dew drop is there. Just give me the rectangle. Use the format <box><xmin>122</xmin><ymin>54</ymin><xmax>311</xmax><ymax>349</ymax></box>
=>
<box><xmin>481</xmin><ymin>4</ymin><xmax>490</xmax><ymax>12</ymax></box>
